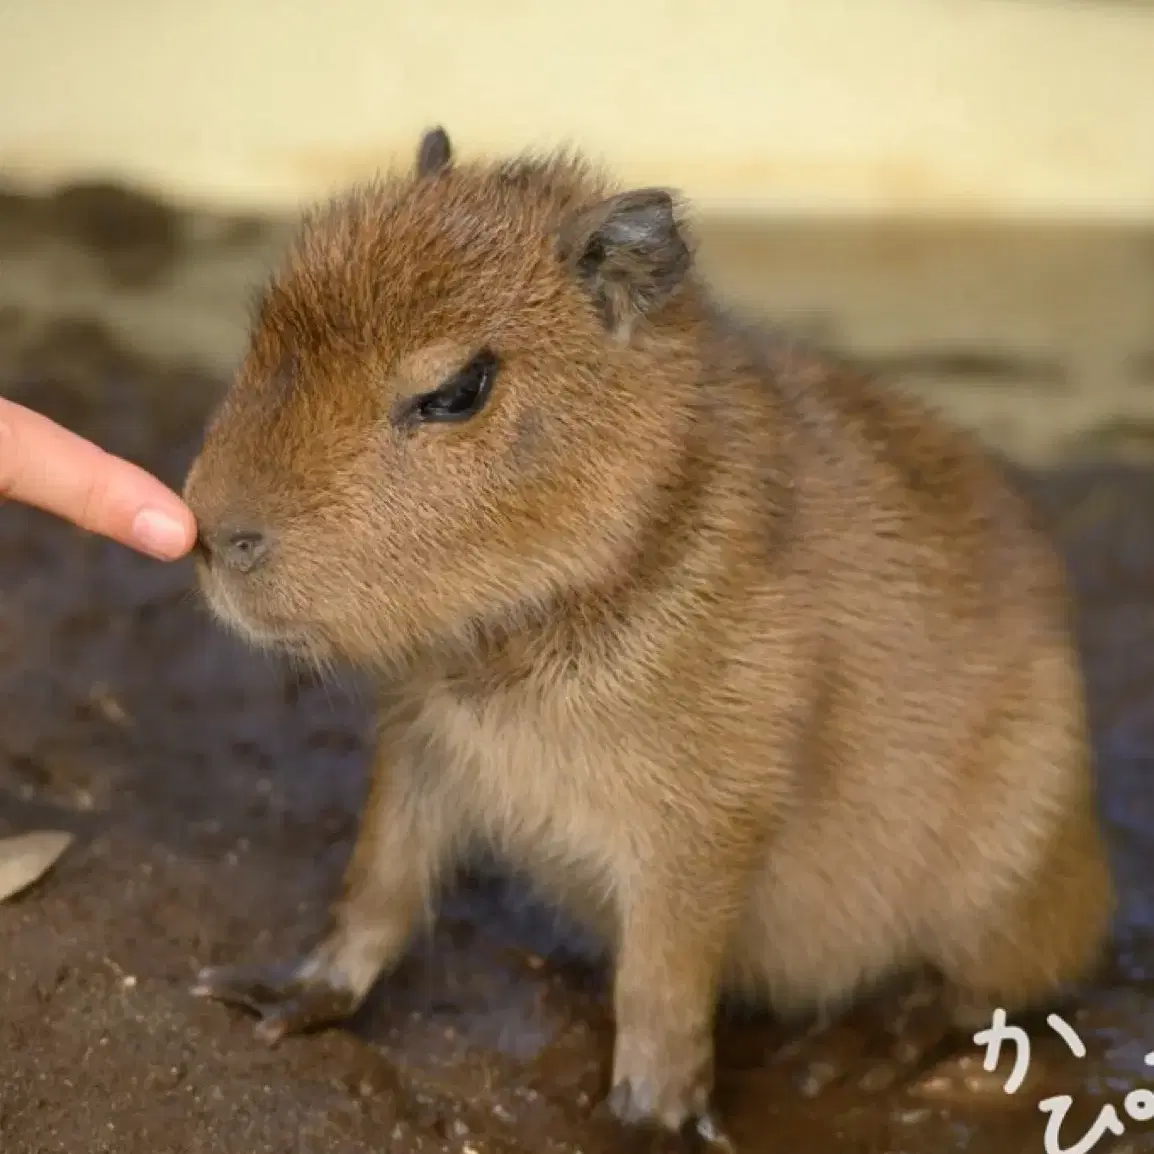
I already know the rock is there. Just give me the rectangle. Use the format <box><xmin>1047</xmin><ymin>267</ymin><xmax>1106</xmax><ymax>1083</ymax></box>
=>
<box><xmin>0</xmin><ymin>830</ymin><xmax>74</xmax><ymax>902</ymax></box>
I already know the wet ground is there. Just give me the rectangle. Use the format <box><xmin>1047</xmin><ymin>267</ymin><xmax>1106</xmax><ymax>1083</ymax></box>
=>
<box><xmin>2</xmin><ymin>183</ymin><xmax>1154</xmax><ymax>1154</ymax></box>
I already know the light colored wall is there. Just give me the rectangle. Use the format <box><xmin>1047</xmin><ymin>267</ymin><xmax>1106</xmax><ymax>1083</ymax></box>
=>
<box><xmin>0</xmin><ymin>0</ymin><xmax>1151</xmax><ymax>220</ymax></box>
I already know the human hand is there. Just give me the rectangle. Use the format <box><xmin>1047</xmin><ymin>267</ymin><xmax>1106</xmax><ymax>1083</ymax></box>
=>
<box><xmin>0</xmin><ymin>396</ymin><xmax>196</xmax><ymax>560</ymax></box>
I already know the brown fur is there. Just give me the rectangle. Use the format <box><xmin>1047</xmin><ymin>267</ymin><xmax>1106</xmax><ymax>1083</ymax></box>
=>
<box><xmin>183</xmin><ymin>128</ymin><xmax>1115</xmax><ymax>1139</ymax></box>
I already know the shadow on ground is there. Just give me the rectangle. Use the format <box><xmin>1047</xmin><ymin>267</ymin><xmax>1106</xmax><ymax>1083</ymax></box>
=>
<box><xmin>1</xmin><ymin>184</ymin><xmax>1153</xmax><ymax>1154</ymax></box>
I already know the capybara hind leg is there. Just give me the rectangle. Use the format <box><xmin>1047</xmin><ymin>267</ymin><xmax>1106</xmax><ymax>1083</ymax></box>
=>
<box><xmin>916</xmin><ymin>810</ymin><xmax>1115</xmax><ymax>1101</ymax></box>
<box><xmin>775</xmin><ymin>808</ymin><xmax>1116</xmax><ymax>1105</ymax></box>
<box><xmin>937</xmin><ymin>802</ymin><xmax>1114</xmax><ymax>1028</ymax></box>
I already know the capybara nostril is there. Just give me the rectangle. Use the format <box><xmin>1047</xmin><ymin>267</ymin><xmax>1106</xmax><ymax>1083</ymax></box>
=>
<box><xmin>211</xmin><ymin>527</ymin><xmax>270</xmax><ymax>574</ymax></box>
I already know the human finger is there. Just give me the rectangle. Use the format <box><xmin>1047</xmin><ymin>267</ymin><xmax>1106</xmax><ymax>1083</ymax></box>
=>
<box><xmin>0</xmin><ymin>397</ymin><xmax>196</xmax><ymax>559</ymax></box>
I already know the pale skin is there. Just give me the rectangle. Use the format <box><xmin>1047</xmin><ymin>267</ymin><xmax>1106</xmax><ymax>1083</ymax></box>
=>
<box><xmin>0</xmin><ymin>396</ymin><xmax>196</xmax><ymax>559</ymax></box>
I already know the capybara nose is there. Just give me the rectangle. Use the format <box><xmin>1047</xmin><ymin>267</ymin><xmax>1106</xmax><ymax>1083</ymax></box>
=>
<box><xmin>208</xmin><ymin>527</ymin><xmax>271</xmax><ymax>574</ymax></box>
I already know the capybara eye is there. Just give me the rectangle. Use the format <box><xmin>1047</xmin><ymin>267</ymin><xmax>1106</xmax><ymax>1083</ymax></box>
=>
<box><xmin>410</xmin><ymin>348</ymin><xmax>500</xmax><ymax>425</ymax></box>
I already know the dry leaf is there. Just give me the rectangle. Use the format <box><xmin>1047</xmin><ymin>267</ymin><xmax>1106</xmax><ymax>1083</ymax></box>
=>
<box><xmin>0</xmin><ymin>830</ymin><xmax>74</xmax><ymax>903</ymax></box>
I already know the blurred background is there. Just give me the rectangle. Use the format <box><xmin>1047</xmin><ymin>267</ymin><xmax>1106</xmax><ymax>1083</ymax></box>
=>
<box><xmin>2</xmin><ymin>4</ymin><xmax>1154</xmax><ymax>1154</ymax></box>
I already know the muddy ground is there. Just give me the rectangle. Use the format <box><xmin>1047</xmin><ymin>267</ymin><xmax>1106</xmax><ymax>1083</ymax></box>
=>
<box><xmin>1</xmin><ymin>183</ymin><xmax>1154</xmax><ymax>1154</ymax></box>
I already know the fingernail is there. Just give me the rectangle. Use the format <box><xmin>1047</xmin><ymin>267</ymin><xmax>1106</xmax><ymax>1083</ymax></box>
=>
<box><xmin>132</xmin><ymin>508</ymin><xmax>190</xmax><ymax>559</ymax></box>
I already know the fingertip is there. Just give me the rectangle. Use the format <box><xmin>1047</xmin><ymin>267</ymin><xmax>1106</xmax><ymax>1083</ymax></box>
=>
<box><xmin>131</xmin><ymin>506</ymin><xmax>196</xmax><ymax>560</ymax></box>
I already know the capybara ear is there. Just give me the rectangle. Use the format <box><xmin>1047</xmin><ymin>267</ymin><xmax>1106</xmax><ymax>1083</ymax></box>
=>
<box><xmin>415</xmin><ymin>126</ymin><xmax>453</xmax><ymax>177</ymax></box>
<box><xmin>556</xmin><ymin>187</ymin><xmax>691</xmax><ymax>338</ymax></box>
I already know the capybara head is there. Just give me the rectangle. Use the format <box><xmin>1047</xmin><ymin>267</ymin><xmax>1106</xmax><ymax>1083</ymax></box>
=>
<box><xmin>183</xmin><ymin>127</ymin><xmax>702</xmax><ymax>668</ymax></box>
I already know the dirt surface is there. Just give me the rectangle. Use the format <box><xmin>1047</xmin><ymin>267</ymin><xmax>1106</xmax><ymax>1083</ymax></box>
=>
<box><xmin>2</xmin><ymin>184</ymin><xmax>1154</xmax><ymax>1154</ymax></box>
